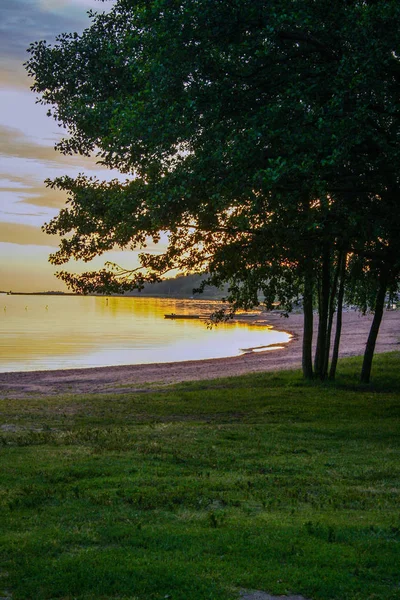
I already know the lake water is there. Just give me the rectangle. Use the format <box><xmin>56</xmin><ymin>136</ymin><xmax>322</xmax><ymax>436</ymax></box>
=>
<box><xmin>0</xmin><ymin>295</ymin><xmax>291</xmax><ymax>372</ymax></box>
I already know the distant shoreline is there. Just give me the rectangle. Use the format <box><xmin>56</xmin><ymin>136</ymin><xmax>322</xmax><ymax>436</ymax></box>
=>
<box><xmin>1</xmin><ymin>291</ymin><xmax>77</xmax><ymax>296</ymax></box>
<box><xmin>1</xmin><ymin>291</ymin><xmax>225</xmax><ymax>300</ymax></box>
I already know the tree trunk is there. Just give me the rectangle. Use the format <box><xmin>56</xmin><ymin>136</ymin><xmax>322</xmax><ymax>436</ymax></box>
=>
<box><xmin>314</xmin><ymin>244</ymin><xmax>331</xmax><ymax>380</ymax></box>
<box><xmin>323</xmin><ymin>249</ymin><xmax>342</xmax><ymax>376</ymax></box>
<box><xmin>329</xmin><ymin>251</ymin><xmax>347</xmax><ymax>380</ymax></box>
<box><xmin>302</xmin><ymin>262</ymin><xmax>314</xmax><ymax>379</ymax></box>
<box><xmin>360</xmin><ymin>269</ymin><xmax>388</xmax><ymax>383</ymax></box>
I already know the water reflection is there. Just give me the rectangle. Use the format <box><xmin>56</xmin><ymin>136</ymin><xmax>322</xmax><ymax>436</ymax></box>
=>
<box><xmin>0</xmin><ymin>295</ymin><xmax>291</xmax><ymax>372</ymax></box>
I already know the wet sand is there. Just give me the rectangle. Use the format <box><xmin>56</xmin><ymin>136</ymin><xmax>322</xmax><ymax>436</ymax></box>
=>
<box><xmin>0</xmin><ymin>310</ymin><xmax>398</xmax><ymax>398</ymax></box>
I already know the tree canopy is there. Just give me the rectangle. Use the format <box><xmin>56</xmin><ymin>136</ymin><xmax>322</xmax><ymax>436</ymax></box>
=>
<box><xmin>26</xmin><ymin>0</ymin><xmax>400</xmax><ymax>381</ymax></box>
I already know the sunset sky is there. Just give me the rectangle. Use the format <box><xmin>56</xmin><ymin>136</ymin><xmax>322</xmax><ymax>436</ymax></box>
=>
<box><xmin>0</xmin><ymin>0</ymin><xmax>155</xmax><ymax>292</ymax></box>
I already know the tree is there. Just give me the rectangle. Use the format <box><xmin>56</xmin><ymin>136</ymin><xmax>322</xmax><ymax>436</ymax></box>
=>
<box><xmin>26</xmin><ymin>0</ymin><xmax>400</xmax><ymax>381</ymax></box>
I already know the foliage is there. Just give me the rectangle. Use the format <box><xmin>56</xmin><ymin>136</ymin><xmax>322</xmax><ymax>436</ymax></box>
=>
<box><xmin>26</xmin><ymin>0</ymin><xmax>400</xmax><ymax>378</ymax></box>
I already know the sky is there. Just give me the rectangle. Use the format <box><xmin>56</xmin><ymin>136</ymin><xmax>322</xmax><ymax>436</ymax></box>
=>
<box><xmin>0</xmin><ymin>0</ymin><xmax>156</xmax><ymax>292</ymax></box>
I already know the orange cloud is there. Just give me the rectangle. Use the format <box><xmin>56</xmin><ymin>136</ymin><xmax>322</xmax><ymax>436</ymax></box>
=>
<box><xmin>0</xmin><ymin>175</ymin><xmax>68</xmax><ymax>209</ymax></box>
<box><xmin>0</xmin><ymin>221</ymin><xmax>60</xmax><ymax>247</ymax></box>
<box><xmin>0</xmin><ymin>124</ymin><xmax>107</xmax><ymax>169</ymax></box>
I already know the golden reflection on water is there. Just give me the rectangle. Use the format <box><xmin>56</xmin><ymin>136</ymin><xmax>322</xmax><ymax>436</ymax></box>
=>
<box><xmin>0</xmin><ymin>295</ymin><xmax>291</xmax><ymax>372</ymax></box>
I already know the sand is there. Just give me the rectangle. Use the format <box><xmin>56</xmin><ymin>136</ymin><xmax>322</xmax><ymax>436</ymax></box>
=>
<box><xmin>0</xmin><ymin>310</ymin><xmax>398</xmax><ymax>398</ymax></box>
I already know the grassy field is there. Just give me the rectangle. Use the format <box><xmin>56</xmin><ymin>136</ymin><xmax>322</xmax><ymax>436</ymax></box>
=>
<box><xmin>0</xmin><ymin>352</ymin><xmax>399</xmax><ymax>600</ymax></box>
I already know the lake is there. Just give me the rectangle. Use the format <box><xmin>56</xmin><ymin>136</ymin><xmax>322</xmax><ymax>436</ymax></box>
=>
<box><xmin>0</xmin><ymin>295</ymin><xmax>291</xmax><ymax>372</ymax></box>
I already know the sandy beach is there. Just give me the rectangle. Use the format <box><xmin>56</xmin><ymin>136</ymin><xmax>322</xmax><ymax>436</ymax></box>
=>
<box><xmin>0</xmin><ymin>310</ymin><xmax>398</xmax><ymax>398</ymax></box>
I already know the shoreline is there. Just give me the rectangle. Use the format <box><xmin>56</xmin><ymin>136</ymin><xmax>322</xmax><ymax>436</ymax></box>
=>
<box><xmin>0</xmin><ymin>310</ymin><xmax>398</xmax><ymax>398</ymax></box>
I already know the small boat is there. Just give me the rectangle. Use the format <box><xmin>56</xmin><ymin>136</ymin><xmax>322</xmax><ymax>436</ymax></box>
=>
<box><xmin>164</xmin><ymin>313</ymin><xmax>201</xmax><ymax>319</ymax></box>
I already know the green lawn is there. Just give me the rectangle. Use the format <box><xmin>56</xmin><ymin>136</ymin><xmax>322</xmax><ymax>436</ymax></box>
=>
<box><xmin>1</xmin><ymin>353</ymin><xmax>400</xmax><ymax>600</ymax></box>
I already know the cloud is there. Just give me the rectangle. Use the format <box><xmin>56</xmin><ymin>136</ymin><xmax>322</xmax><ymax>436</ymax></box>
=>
<box><xmin>0</xmin><ymin>123</ymin><xmax>107</xmax><ymax>169</ymax></box>
<box><xmin>0</xmin><ymin>0</ymin><xmax>115</xmax><ymax>290</ymax></box>
<box><xmin>0</xmin><ymin>0</ymin><xmax>111</xmax><ymax>92</ymax></box>
<box><xmin>39</xmin><ymin>0</ymin><xmax>100</xmax><ymax>12</ymax></box>
<box><xmin>0</xmin><ymin>219</ymin><xmax>167</xmax><ymax>254</ymax></box>
<box><xmin>0</xmin><ymin>221</ymin><xmax>60</xmax><ymax>247</ymax></box>
<box><xmin>0</xmin><ymin>0</ymin><xmax>110</xmax><ymax>93</ymax></box>
<box><xmin>0</xmin><ymin>122</ymin><xmax>126</xmax><ymax>221</ymax></box>
<box><xmin>0</xmin><ymin>125</ymin><xmax>64</xmax><ymax>164</ymax></box>
<box><xmin>0</xmin><ymin>0</ymin><xmax>101</xmax><ymax>64</ymax></box>
<box><xmin>0</xmin><ymin>173</ymin><xmax>68</xmax><ymax>209</ymax></box>
<box><xmin>0</xmin><ymin>123</ymin><xmax>106</xmax><ymax>219</ymax></box>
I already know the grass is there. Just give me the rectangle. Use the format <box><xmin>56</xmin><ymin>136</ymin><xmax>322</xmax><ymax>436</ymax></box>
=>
<box><xmin>0</xmin><ymin>352</ymin><xmax>399</xmax><ymax>600</ymax></box>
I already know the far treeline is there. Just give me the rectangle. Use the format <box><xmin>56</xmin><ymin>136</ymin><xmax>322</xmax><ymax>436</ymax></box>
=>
<box><xmin>125</xmin><ymin>274</ymin><xmax>227</xmax><ymax>299</ymax></box>
<box><xmin>26</xmin><ymin>0</ymin><xmax>400</xmax><ymax>382</ymax></box>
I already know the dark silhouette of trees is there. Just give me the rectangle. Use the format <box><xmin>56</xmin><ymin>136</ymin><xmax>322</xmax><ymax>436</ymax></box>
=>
<box><xmin>26</xmin><ymin>0</ymin><xmax>400</xmax><ymax>381</ymax></box>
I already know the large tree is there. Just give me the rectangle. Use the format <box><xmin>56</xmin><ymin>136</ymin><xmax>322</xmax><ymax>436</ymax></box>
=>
<box><xmin>26</xmin><ymin>0</ymin><xmax>400</xmax><ymax>381</ymax></box>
